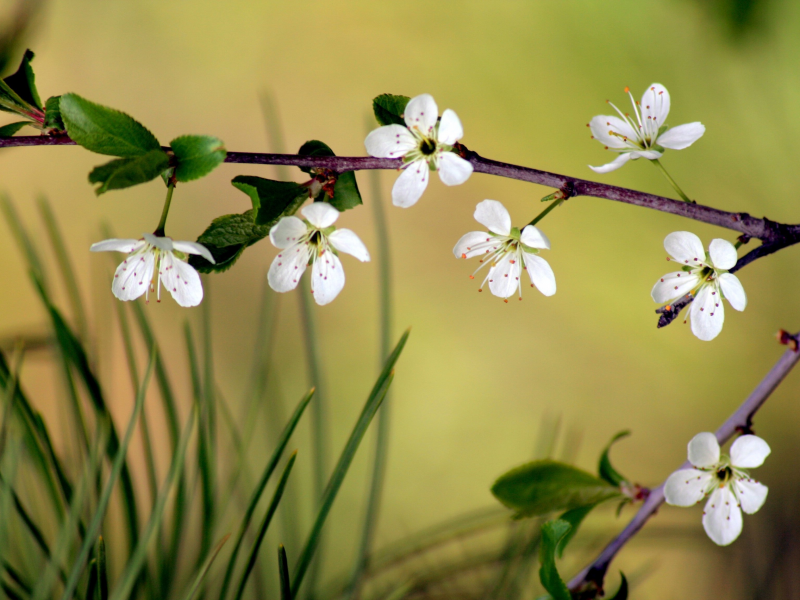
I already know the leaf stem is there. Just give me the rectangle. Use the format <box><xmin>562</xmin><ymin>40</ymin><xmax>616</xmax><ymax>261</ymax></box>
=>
<box><xmin>651</xmin><ymin>159</ymin><xmax>692</xmax><ymax>203</ymax></box>
<box><xmin>154</xmin><ymin>181</ymin><xmax>175</xmax><ymax>236</ymax></box>
<box><xmin>528</xmin><ymin>196</ymin><xmax>566</xmax><ymax>227</ymax></box>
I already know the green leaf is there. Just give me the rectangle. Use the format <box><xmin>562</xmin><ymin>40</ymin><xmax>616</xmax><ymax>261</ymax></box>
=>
<box><xmin>278</xmin><ymin>545</ymin><xmax>292</xmax><ymax>600</ymax></box>
<box><xmin>296</xmin><ymin>141</ymin><xmax>363</xmax><ymax>211</ymax></box>
<box><xmin>296</xmin><ymin>140</ymin><xmax>333</xmax><ymax>175</ymax></box>
<box><xmin>44</xmin><ymin>96</ymin><xmax>65</xmax><ymax>132</ymax></box>
<box><xmin>232</xmin><ymin>175</ymin><xmax>308</xmax><ymax>225</ymax></box>
<box><xmin>538</xmin><ymin>520</ymin><xmax>572</xmax><ymax>600</ymax></box>
<box><xmin>3</xmin><ymin>50</ymin><xmax>42</xmax><ymax>110</ymax></box>
<box><xmin>598</xmin><ymin>430</ymin><xmax>630</xmax><ymax>487</ymax></box>
<box><xmin>170</xmin><ymin>135</ymin><xmax>226</xmax><ymax>182</ymax></box>
<box><xmin>88</xmin><ymin>150</ymin><xmax>170</xmax><ymax>195</ymax></box>
<box><xmin>556</xmin><ymin>504</ymin><xmax>596</xmax><ymax>558</ymax></box>
<box><xmin>0</xmin><ymin>122</ymin><xmax>29</xmax><ymax>136</ymax></box>
<box><xmin>60</xmin><ymin>93</ymin><xmax>161</xmax><ymax>157</ymax></box>
<box><xmin>372</xmin><ymin>93</ymin><xmax>410</xmax><ymax>126</ymax></box>
<box><xmin>608</xmin><ymin>573</ymin><xmax>628</xmax><ymax>600</ymax></box>
<box><xmin>189</xmin><ymin>210</ymin><xmax>268</xmax><ymax>273</ymax></box>
<box><xmin>491</xmin><ymin>459</ymin><xmax>622</xmax><ymax>518</ymax></box>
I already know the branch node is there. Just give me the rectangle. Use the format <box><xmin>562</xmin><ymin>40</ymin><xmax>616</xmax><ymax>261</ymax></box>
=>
<box><xmin>777</xmin><ymin>329</ymin><xmax>800</xmax><ymax>352</ymax></box>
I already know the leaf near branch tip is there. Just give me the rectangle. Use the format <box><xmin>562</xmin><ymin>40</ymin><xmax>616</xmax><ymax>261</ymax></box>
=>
<box><xmin>538</xmin><ymin>519</ymin><xmax>572</xmax><ymax>600</ymax></box>
<box><xmin>372</xmin><ymin>93</ymin><xmax>410</xmax><ymax>127</ymax></box>
<box><xmin>598</xmin><ymin>430</ymin><xmax>631</xmax><ymax>487</ymax></box>
<box><xmin>60</xmin><ymin>93</ymin><xmax>161</xmax><ymax>157</ymax></box>
<box><xmin>608</xmin><ymin>573</ymin><xmax>629</xmax><ymax>600</ymax></box>
<box><xmin>0</xmin><ymin>121</ymin><xmax>30</xmax><ymax>136</ymax></box>
<box><xmin>88</xmin><ymin>150</ymin><xmax>170</xmax><ymax>195</ymax></box>
<box><xmin>44</xmin><ymin>96</ymin><xmax>65</xmax><ymax>132</ymax></box>
<box><xmin>189</xmin><ymin>210</ymin><xmax>269</xmax><ymax>274</ymax></box>
<box><xmin>491</xmin><ymin>459</ymin><xmax>622</xmax><ymax>519</ymax></box>
<box><xmin>170</xmin><ymin>135</ymin><xmax>227</xmax><ymax>182</ymax></box>
<box><xmin>0</xmin><ymin>49</ymin><xmax>42</xmax><ymax>114</ymax></box>
<box><xmin>231</xmin><ymin>175</ymin><xmax>308</xmax><ymax>225</ymax></box>
<box><xmin>555</xmin><ymin>504</ymin><xmax>596</xmax><ymax>558</ymax></box>
<box><xmin>297</xmin><ymin>140</ymin><xmax>362</xmax><ymax>211</ymax></box>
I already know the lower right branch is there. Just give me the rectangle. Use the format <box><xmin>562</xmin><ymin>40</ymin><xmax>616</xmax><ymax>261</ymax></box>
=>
<box><xmin>567</xmin><ymin>331</ymin><xmax>800</xmax><ymax>597</ymax></box>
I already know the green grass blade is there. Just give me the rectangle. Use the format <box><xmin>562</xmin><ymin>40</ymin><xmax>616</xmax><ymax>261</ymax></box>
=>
<box><xmin>1</xmin><ymin>579</ymin><xmax>25</xmax><ymax>600</ymax></box>
<box><xmin>0</xmin><ymin>345</ymin><xmax>22</xmax><ymax>464</ymax></box>
<box><xmin>259</xmin><ymin>90</ymin><xmax>291</xmax><ymax>181</ymax></box>
<box><xmin>180</xmin><ymin>534</ymin><xmax>231</xmax><ymax>600</ymax></box>
<box><xmin>0</xmin><ymin>194</ymin><xmax>49</xmax><ymax>294</ymax></box>
<box><xmin>108</xmin><ymin>404</ymin><xmax>198</xmax><ymax>600</ymax></box>
<box><xmin>59</xmin><ymin>346</ymin><xmax>156</xmax><ymax>600</ymax></box>
<box><xmin>217</xmin><ymin>389</ymin><xmax>314</xmax><ymax>600</ymax></box>
<box><xmin>1</xmin><ymin>561</ymin><xmax>31</xmax><ymax>596</ymax></box>
<box><xmin>291</xmin><ymin>329</ymin><xmax>411</xmax><ymax>597</ymax></box>
<box><xmin>233</xmin><ymin>452</ymin><xmax>298</xmax><ymax>600</ymax></box>
<box><xmin>278</xmin><ymin>545</ymin><xmax>292</xmax><ymax>600</ymax></box>
<box><xmin>97</xmin><ymin>537</ymin><xmax>109</xmax><ymax>600</ymax></box>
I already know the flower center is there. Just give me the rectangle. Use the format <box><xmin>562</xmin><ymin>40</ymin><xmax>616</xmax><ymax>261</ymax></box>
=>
<box><xmin>715</xmin><ymin>465</ymin><xmax>733</xmax><ymax>486</ymax></box>
<box><xmin>419</xmin><ymin>137</ymin><xmax>437</xmax><ymax>156</ymax></box>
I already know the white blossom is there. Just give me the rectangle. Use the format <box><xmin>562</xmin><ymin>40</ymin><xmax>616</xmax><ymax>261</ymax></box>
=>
<box><xmin>651</xmin><ymin>231</ymin><xmax>746</xmax><ymax>341</ymax></box>
<box><xmin>365</xmin><ymin>93</ymin><xmax>473</xmax><ymax>208</ymax></box>
<box><xmin>589</xmin><ymin>83</ymin><xmax>705</xmax><ymax>173</ymax></box>
<box><xmin>665</xmin><ymin>432</ymin><xmax>770</xmax><ymax>546</ymax></box>
<box><xmin>268</xmin><ymin>202</ymin><xmax>370</xmax><ymax>305</ymax></box>
<box><xmin>90</xmin><ymin>233</ymin><xmax>214</xmax><ymax>307</ymax></box>
<box><xmin>453</xmin><ymin>200</ymin><xmax>555</xmax><ymax>301</ymax></box>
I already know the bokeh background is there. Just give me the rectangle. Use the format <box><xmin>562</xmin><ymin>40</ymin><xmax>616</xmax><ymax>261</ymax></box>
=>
<box><xmin>2</xmin><ymin>0</ymin><xmax>800</xmax><ymax>598</ymax></box>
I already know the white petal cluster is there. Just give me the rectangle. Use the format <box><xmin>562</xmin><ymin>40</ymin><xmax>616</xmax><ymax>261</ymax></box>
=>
<box><xmin>453</xmin><ymin>200</ymin><xmax>556</xmax><ymax>301</ymax></box>
<box><xmin>365</xmin><ymin>94</ymin><xmax>473</xmax><ymax>208</ymax></box>
<box><xmin>91</xmin><ymin>233</ymin><xmax>214</xmax><ymax>307</ymax></box>
<box><xmin>589</xmin><ymin>84</ymin><xmax>705</xmax><ymax>173</ymax></box>
<box><xmin>268</xmin><ymin>202</ymin><xmax>370</xmax><ymax>305</ymax></box>
<box><xmin>665</xmin><ymin>432</ymin><xmax>770</xmax><ymax>546</ymax></box>
<box><xmin>651</xmin><ymin>231</ymin><xmax>746</xmax><ymax>341</ymax></box>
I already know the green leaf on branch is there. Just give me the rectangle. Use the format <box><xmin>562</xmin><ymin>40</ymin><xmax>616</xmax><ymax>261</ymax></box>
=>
<box><xmin>60</xmin><ymin>93</ymin><xmax>161</xmax><ymax>157</ymax></box>
<box><xmin>608</xmin><ymin>573</ymin><xmax>628</xmax><ymax>600</ymax></box>
<box><xmin>44</xmin><ymin>96</ymin><xmax>65</xmax><ymax>132</ymax></box>
<box><xmin>296</xmin><ymin>140</ymin><xmax>363</xmax><ymax>211</ymax></box>
<box><xmin>372</xmin><ymin>93</ymin><xmax>410</xmax><ymax>126</ymax></box>
<box><xmin>598</xmin><ymin>430</ymin><xmax>631</xmax><ymax>487</ymax></box>
<box><xmin>0</xmin><ymin>121</ymin><xmax>30</xmax><ymax>136</ymax></box>
<box><xmin>3</xmin><ymin>49</ymin><xmax>42</xmax><ymax>110</ymax></box>
<box><xmin>491</xmin><ymin>459</ymin><xmax>621</xmax><ymax>518</ymax></box>
<box><xmin>170</xmin><ymin>135</ymin><xmax>227</xmax><ymax>182</ymax></box>
<box><xmin>555</xmin><ymin>504</ymin><xmax>596</xmax><ymax>558</ymax></box>
<box><xmin>538</xmin><ymin>520</ymin><xmax>572</xmax><ymax>600</ymax></box>
<box><xmin>189</xmin><ymin>210</ymin><xmax>270</xmax><ymax>273</ymax></box>
<box><xmin>231</xmin><ymin>175</ymin><xmax>308</xmax><ymax>225</ymax></box>
<box><xmin>88</xmin><ymin>149</ymin><xmax>170</xmax><ymax>195</ymax></box>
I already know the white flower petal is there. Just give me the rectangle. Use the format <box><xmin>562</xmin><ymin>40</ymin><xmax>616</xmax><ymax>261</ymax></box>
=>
<box><xmin>730</xmin><ymin>435</ymin><xmax>771</xmax><ymax>468</ymax></box>
<box><xmin>437</xmin><ymin>109</ymin><xmax>463</xmax><ymax>146</ymax></box>
<box><xmin>364</xmin><ymin>125</ymin><xmax>417</xmax><ymax>158</ymax></box>
<box><xmin>522</xmin><ymin>252</ymin><xmax>556</xmax><ymax>297</ymax></box>
<box><xmin>589</xmin><ymin>115</ymin><xmax>638</xmax><ymax>149</ymax></box>
<box><xmin>473</xmin><ymin>200</ymin><xmax>511</xmax><ymax>235</ymax></box>
<box><xmin>657</xmin><ymin>122</ymin><xmax>705</xmax><ymax>150</ymax></box>
<box><xmin>143</xmin><ymin>233</ymin><xmax>173</xmax><ymax>252</ymax></box>
<box><xmin>302</xmin><ymin>202</ymin><xmax>339</xmax><ymax>228</ymax></box>
<box><xmin>161</xmin><ymin>253</ymin><xmax>204</xmax><ymax>307</ymax></box>
<box><xmin>269</xmin><ymin>216</ymin><xmax>308</xmax><ymax>249</ymax></box>
<box><xmin>690</xmin><ymin>285</ymin><xmax>725</xmax><ymax>341</ymax></box>
<box><xmin>90</xmin><ymin>238</ymin><xmax>141</xmax><ymax>254</ymax></box>
<box><xmin>733</xmin><ymin>479</ymin><xmax>768</xmax><ymax>515</ymax></box>
<box><xmin>267</xmin><ymin>244</ymin><xmax>309</xmax><ymax>292</ymax></box>
<box><xmin>392</xmin><ymin>161</ymin><xmax>429</xmax><ymax>208</ymax></box>
<box><xmin>630</xmin><ymin>149</ymin><xmax>662</xmax><ymax>160</ymax></box>
<box><xmin>664</xmin><ymin>468</ymin><xmax>714</xmax><ymax>507</ymax></box>
<box><xmin>640</xmin><ymin>84</ymin><xmax>670</xmax><ymax>129</ymax></box>
<box><xmin>589</xmin><ymin>152</ymin><xmax>631</xmax><ymax>173</ymax></box>
<box><xmin>651</xmin><ymin>271</ymin><xmax>700</xmax><ymax>304</ymax></box>
<box><xmin>404</xmin><ymin>94</ymin><xmax>438</xmax><ymax>135</ymax></box>
<box><xmin>172</xmin><ymin>241</ymin><xmax>215</xmax><ymax>264</ymax></box>
<box><xmin>664</xmin><ymin>231</ymin><xmax>706</xmax><ymax>264</ymax></box>
<box><xmin>687</xmin><ymin>432</ymin><xmax>720</xmax><ymax>468</ymax></box>
<box><xmin>719</xmin><ymin>273</ymin><xmax>746</xmax><ymax>311</ymax></box>
<box><xmin>328</xmin><ymin>229</ymin><xmax>370</xmax><ymax>262</ymax></box>
<box><xmin>310</xmin><ymin>250</ymin><xmax>345</xmax><ymax>305</ymax></box>
<box><xmin>708</xmin><ymin>238</ymin><xmax>738</xmax><ymax>270</ymax></box>
<box><xmin>438</xmin><ymin>152</ymin><xmax>473</xmax><ymax>186</ymax></box>
<box><xmin>702</xmin><ymin>487</ymin><xmax>743</xmax><ymax>546</ymax></box>
<box><xmin>112</xmin><ymin>251</ymin><xmax>154</xmax><ymax>302</ymax></box>
<box><xmin>487</xmin><ymin>253</ymin><xmax>521</xmax><ymax>299</ymax></box>
<box><xmin>453</xmin><ymin>231</ymin><xmax>499</xmax><ymax>259</ymax></box>
<box><xmin>520</xmin><ymin>225</ymin><xmax>550</xmax><ymax>250</ymax></box>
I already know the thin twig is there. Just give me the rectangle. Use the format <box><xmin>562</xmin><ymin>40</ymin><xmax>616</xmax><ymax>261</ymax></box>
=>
<box><xmin>567</xmin><ymin>332</ymin><xmax>800</xmax><ymax>597</ymax></box>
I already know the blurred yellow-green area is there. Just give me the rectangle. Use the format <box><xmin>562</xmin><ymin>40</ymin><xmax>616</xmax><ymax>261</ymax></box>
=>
<box><xmin>2</xmin><ymin>0</ymin><xmax>800</xmax><ymax>598</ymax></box>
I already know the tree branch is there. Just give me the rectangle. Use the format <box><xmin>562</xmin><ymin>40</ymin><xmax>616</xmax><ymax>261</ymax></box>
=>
<box><xmin>567</xmin><ymin>332</ymin><xmax>800</xmax><ymax>598</ymax></box>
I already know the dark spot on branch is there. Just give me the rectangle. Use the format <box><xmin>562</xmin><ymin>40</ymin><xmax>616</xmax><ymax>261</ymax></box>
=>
<box><xmin>655</xmin><ymin>293</ymin><xmax>694</xmax><ymax>328</ymax></box>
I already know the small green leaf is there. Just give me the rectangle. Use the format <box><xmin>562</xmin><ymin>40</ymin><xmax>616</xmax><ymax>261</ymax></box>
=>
<box><xmin>296</xmin><ymin>141</ymin><xmax>362</xmax><ymax>211</ymax></box>
<box><xmin>556</xmin><ymin>504</ymin><xmax>596</xmax><ymax>558</ymax></box>
<box><xmin>189</xmin><ymin>211</ymin><xmax>269</xmax><ymax>274</ymax></box>
<box><xmin>231</xmin><ymin>175</ymin><xmax>308</xmax><ymax>225</ymax></box>
<box><xmin>0</xmin><ymin>122</ymin><xmax>29</xmax><ymax>136</ymax></box>
<box><xmin>44</xmin><ymin>96</ymin><xmax>65</xmax><ymax>132</ymax></box>
<box><xmin>170</xmin><ymin>135</ymin><xmax>226</xmax><ymax>182</ymax></box>
<box><xmin>538</xmin><ymin>520</ymin><xmax>572</xmax><ymax>600</ymax></box>
<box><xmin>598</xmin><ymin>430</ymin><xmax>630</xmax><ymax>487</ymax></box>
<box><xmin>3</xmin><ymin>50</ymin><xmax>42</xmax><ymax>110</ymax></box>
<box><xmin>372</xmin><ymin>94</ymin><xmax>410</xmax><ymax>126</ymax></box>
<box><xmin>491</xmin><ymin>459</ymin><xmax>622</xmax><ymax>518</ymax></box>
<box><xmin>88</xmin><ymin>150</ymin><xmax>170</xmax><ymax>195</ymax></box>
<box><xmin>296</xmin><ymin>140</ymin><xmax>334</xmax><ymax>175</ymax></box>
<box><xmin>60</xmin><ymin>93</ymin><xmax>161</xmax><ymax>157</ymax></box>
<box><xmin>608</xmin><ymin>573</ymin><xmax>628</xmax><ymax>600</ymax></box>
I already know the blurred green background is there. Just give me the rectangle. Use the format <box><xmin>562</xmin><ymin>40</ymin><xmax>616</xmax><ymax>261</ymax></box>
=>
<box><xmin>2</xmin><ymin>0</ymin><xmax>800</xmax><ymax>598</ymax></box>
